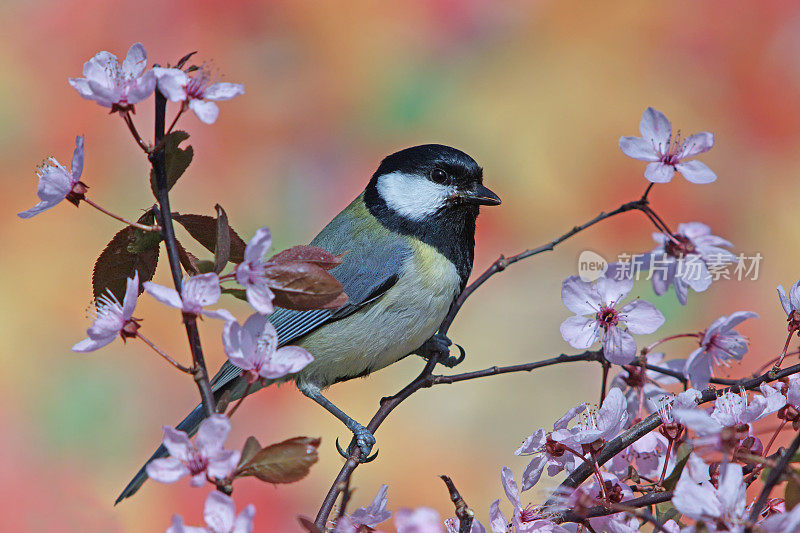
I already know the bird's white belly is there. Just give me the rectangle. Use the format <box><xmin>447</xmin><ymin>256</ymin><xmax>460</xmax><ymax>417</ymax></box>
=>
<box><xmin>294</xmin><ymin>241</ymin><xmax>462</xmax><ymax>388</ymax></box>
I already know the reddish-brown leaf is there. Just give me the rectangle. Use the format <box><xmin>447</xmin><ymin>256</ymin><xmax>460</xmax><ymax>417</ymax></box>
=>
<box><xmin>297</xmin><ymin>517</ymin><xmax>324</xmax><ymax>533</ymax></box>
<box><xmin>270</xmin><ymin>245</ymin><xmax>345</xmax><ymax>270</ymax></box>
<box><xmin>238</xmin><ymin>436</ymin><xmax>262</xmax><ymax>468</ymax></box>
<box><xmin>234</xmin><ymin>436</ymin><xmax>320</xmax><ymax>484</ymax></box>
<box><xmin>213</xmin><ymin>204</ymin><xmax>231</xmax><ymax>273</ymax></box>
<box><xmin>175</xmin><ymin>240</ymin><xmax>200</xmax><ymax>275</ymax></box>
<box><xmin>173</xmin><ymin>213</ymin><xmax>246</xmax><ymax>263</ymax></box>
<box><xmin>264</xmin><ymin>261</ymin><xmax>345</xmax><ymax>311</ymax></box>
<box><xmin>92</xmin><ymin>211</ymin><xmax>160</xmax><ymax>302</ymax></box>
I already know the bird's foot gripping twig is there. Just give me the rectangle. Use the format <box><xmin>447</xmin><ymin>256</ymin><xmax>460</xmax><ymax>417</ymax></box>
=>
<box><xmin>335</xmin><ymin>424</ymin><xmax>379</xmax><ymax>463</ymax></box>
<box><xmin>416</xmin><ymin>333</ymin><xmax>466</xmax><ymax>368</ymax></box>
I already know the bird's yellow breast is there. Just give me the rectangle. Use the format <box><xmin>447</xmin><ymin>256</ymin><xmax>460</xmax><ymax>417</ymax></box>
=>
<box><xmin>294</xmin><ymin>239</ymin><xmax>461</xmax><ymax>388</ymax></box>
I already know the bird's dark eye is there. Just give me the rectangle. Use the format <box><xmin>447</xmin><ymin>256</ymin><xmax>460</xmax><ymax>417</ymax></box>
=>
<box><xmin>430</xmin><ymin>168</ymin><xmax>448</xmax><ymax>184</ymax></box>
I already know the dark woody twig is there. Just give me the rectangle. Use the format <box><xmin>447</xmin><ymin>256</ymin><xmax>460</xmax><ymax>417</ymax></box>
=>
<box><xmin>441</xmin><ymin>475</ymin><xmax>474</xmax><ymax>533</ymax></box>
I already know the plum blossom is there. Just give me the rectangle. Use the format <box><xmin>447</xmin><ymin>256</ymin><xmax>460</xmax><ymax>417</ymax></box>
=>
<box><xmin>222</xmin><ymin>313</ymin><xmax>313</xmax><ymax>383</ymax></box>
<box><xmin>778</xmin><ymin>281</ymin><xmax>800</xmax><ymax>333</ymax></box>
<box><xmin>492</xmin><ymin>468</ymin><xmax>570</xmax><ymax>533</ymax></box>
<box><xmin>73</xmin><ymin>271</ymin><xmax>140</xmax><ymax>352</ymax></box>
<box><xmin>684</xmin><ymin>311</ymin><xmax>758</xmax><ymax>388</ymax></box>
<box><xmin>167</xmin><ymin>491</ymin><xmax>254</xmax><ymax>533</ymax></box>
<box><xmin>672</xmin><ymin>462</ymin><xmax>746</xmax><ymax>532</ymax></box>
<box><xmin>759</xmin><ymin>503</ymin><xmax>800</xmax><ymax>532</ymax></box>
<box><xmin>675</xmin><ymin>388</ymin><xmax>784</xmax><ymax>453</ymax></box>
<box><xmin>69</xmin><ymin>43</ymin><xmax>156</xmax><ymax>111</ymax></box>
<box><xmin>619</xmin><ymin>107</ymin><xmax>716</xmax><ymax>184</ymax></box>
<box><xmin>146</xmin><ymin>414</ymin><xmax>240</xmax><ymax>487</ymax></box>
<box><xmin>559</xmin><ymin>275</ymin><xmax>664</xmax><ymax>365</ymax></box>
<box><xmin>580</xmin><ymin>473</ymin><xmax>636</xmax><ymax>533</ymax></box>
<box><xmin>334</xmin><ymin>484</ymin><xmax>392</xmax><ymax>532</ymax></box>
<box><xmin>153</xmin><ymin>67</ymin><xmax>244</xmax><ymax>124</ymax></box>
<box><xmin>394</xmin><ymin>507</ymin><xmax>445</xmax><ymax>532</ymax></box>
<box><xmin>235</xmin><ymin>227</ymin><xmax>275</xmax><ymax>314</ymax></box>
<box><xmin>552</xmin><ymin>387</ymin><xmax>628</xmax><ymax>450</ymax></box>
<box><xmin>515</xmin><ymin>404</ymin><xmax>586</xmax><ymax>490</ymax></box>
<box><xmin>19</xmin><ymin>136</ymin><xmax>86</xmax><ymax>219</ymax></box>
<box><xmin>144</xmin><ymin>273</ymin><xmax>234</xmax><ymax>321</ymax></box>
<box><xmin>645</xmin><ymin>222</ymin><xmax>736</xmax><ymax>305</ymax></box>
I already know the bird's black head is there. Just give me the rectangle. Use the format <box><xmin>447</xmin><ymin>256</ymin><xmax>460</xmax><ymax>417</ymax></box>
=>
<box><xmin>364</xmin><ymin>144</ymin><xmax>500</xmax><ymax>284</ymax></box>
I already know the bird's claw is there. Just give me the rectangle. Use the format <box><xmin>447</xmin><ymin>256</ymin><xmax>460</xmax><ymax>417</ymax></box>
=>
<box><xmin>335</xmin><ymin>424</ymin><xmax>378</xmax><ymax>463</ymax></box>
<box><xmin>417</xmin><ymin>334</ymin><xmax>466</xmax><ymax>368</ymax></box>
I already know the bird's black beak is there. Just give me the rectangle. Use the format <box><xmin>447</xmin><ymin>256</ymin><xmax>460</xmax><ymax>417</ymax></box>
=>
<box><xmin>461</xmin><ymin>184</ymin><xmax>501</xmax><ymax>206</ymax></box>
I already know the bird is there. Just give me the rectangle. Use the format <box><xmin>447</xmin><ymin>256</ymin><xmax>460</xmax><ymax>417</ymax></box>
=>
<box><xmin>116</xmin><ymin>144</ymin><xmax>500</xmax><ymax>503</ymax></box>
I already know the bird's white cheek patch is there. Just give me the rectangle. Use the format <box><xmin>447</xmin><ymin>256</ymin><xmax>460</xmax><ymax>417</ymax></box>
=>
<box><xmin>377</xmin><ymin>171</ymin><xmax>452</xmax><ymax>221</ymax></box>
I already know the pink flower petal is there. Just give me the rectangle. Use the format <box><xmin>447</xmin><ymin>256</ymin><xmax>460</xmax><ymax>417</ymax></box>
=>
<box><xmin>196</xmin><ymin>415</ymin><xmax>231</xmax><ymax>456</ymax></box>
<box><xmin>639</xmin><ymin>107</ymin><xmax>672</xmax><ymax>145</ymax></box>
<box><xmin>72</xmin><ymin>336</ymin><xmax>115</xmax><ymax>352</ymax></box>
<box><xmin>244</xmin><ymin>227</ymin><xmax>272</xmax><ymax>264</ymax></box>
<box><xmin>500</xmin><ymin>467</ymin><xmax>520</xmax><ymax>509</ymax></box>
<box><xmin>161</xmin><ymin>426</ymin><xmax>193</xmax><ymax>461</ymax></box>
<box><xmin>154</xmin><ymin>67</ymin><xmax>190</xmax><ymax>102</ymax></box>
<box><xmin>618</xmin><ymin>136</ymin><xmax>658</xmax><ymax>161</ymax></box>
<box><xmin>122</xmin><ymin>271</ymin><xmax>140</xmax><ymax>319</ymax></box>
<box><xmin>232</xmin><ymin>504</ymin><xmax>256</xmax><ymax>533</ymax></box>
<box><xmin>207</xmin><ymin>449</ymin><xmax>241</xmax><ymax>480</ymax></box>
<box><xmin>561</xmin><ymin>276</ymin><xmax>600</xmax><ymax>315</ymax></box>
<box><xmin>521</xmin><ymin>455</ymin><xmax>546</xmax><ymax>490</ymax></box>
<box><xmin>189</xmin><ymin>99</ymin><xmax>220</xmax><ymax>124</ymax></box>
<box><xmin>204</xmin><ymin>82</ymin><xmax>245</xmax><ymax>101</ymax></box>
<box><xmin>83</xmin><ymin>51</ymin><xmax>118</xmax><ymax>83</ymax></box>
<box><xmin>515</xmin><ymin>429</ymin><xmax>546</xmax><ymax>455</ymax></box>
<box><xmin>183</xmin><ymin>273</ymin><xmax>221</xmax><ymax>308</ymax></box>
<box><xmin>560</xmin><ymin>315</ymin><xmax>599</xmax><ymax>349</ymax></box>
<box><xmin>644</xmin><ymin>162</ymin><xmax>675</xmax><ymax>183</ymax></box>
<box><xmin>619</xmin><ymin>300</ymin><xmax>664</xmax><ymax>334</ymax></box>
<box><xmin>122</xmin><ymin>43</ymin><xmax>147</xmax><ymax>78</ymax></box>
<box><xmin>602</xmin><ymin>326</ymin><xmax>637</xmax><ymax>364</ymax></box>
<box><xmin>146</xmin><ymin>457</ymin><xmax>190</xmax><ymax>484</ymax></box>
<box><xmin>204</xmin><ymin>491</ymin><xmax>236</xmax><ymax>533</ymax></box>
<box><xmin>127</xmin><ymin>70</ymin><xmax>157</xmax><ymax>104</ymax></box>
<box><xmin>676</xmin><ymin>160</ymin><xmax>716</xmax><ymax>184</ymax></box>
<box><xmin>679</xmin><ymin>132</ymin><xmax>714</xmax><ymax>158</ymax></box>
<box><xmin>71</xmin><ymin>135</ymin><xmax>85</xmax><ymax>179</ymax></box>
<box><xmin>246</xmin><ymin>284</ymin><xmax>275</xmax><ymax>315</ymax></box>
<box><xmin>202</xmin><ymin>308</ymin><xmax>236</xmax><ymax>322</ymax></box>
<box><xmin>488</xmin><ymin>500</ymin><xmax>508</xmax><ymax>533</ymax></box>
<box><xmin>144</xmin><ymin>282</ymin><xmax>184</xmax><ymax>309</ymax></box>
<box><xmin>261</xmin><ymin>346</ymin><xmax>313</xmax><ymax>379</ymax></box>
<box><xmin>594</xmin><ymin>276</ymin><xmax>632</xmax><ymax>306</ymax></box>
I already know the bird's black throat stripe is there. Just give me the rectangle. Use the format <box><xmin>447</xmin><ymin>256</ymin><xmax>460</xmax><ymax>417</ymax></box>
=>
<box><xmin>363</xmin><ymin>184</ymin><xmax>476</xmax><ymax>289</ymax></box>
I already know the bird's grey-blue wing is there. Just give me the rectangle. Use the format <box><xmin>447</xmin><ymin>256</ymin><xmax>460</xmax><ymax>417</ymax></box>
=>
<box><xmin>210</xmin><ymin>194</ymin><xmax>411</xmax><ymax>392</ymax></box>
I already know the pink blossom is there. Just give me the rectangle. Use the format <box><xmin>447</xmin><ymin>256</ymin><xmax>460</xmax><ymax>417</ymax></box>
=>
<box><xmin>167</xmin><ymin>491</ymin><xmax>254</xmax><ymax>533</ymax></box>
<box><xmin>73</xmin><ymin>271</ymin><xmax>140</xmax><ymax>352</ymax></box>
<box><xmin>786</xmin><ymin>376</ymin><xmax>800</xmax><ymax>410</ymax></box>
<box><xmin>645</xmin><ymin>222</ymin><xmax>736</xmax><ymax>305</ymax></box>
<box><xmin>619</xmin><ymin>107</ymin><xmax>716</xmax><ymax>184</ymax></box>
<box><xmin>394</xmin><ymin>507</ymin><xmax>444</xmax><ymax>532</ymax></box>
<box><xmin>222</xmin><ymin>313</ymin><xmax>313</xmax><ymax>382</ymax></box>
<box><xmin>581</xmin><ymin>473</ymin><xmax>636</xmax><ymax>532</ymax></box>
<box><xmin>334</xmin><ymin>484</ymin><xmax>392</xmax><ymax>532</ymax></box>
<box><xmin>144</xmin><ymin>273</ymin><xmax>234</xmax><ymax>321</ymax></box>
<box><xmin>153</xmin><ymin>67</ymin><xmax>244</xmax><ymax>124</ymax></box>
<box><xmin>673</xmin><ymin>462</ymin><xmax>746</xmax><ymax>531</ymax></box>
<box><xmin>759</xmin><ymin>504</ymin><xmax>800</xmax><ymax>532</ymax></box>
<box><xmin>19</xmin><ymin>136</ymin><xmax>86</xmax><ymax>219</ymax></box>
<box><xmin>552</xmin><ymin>387</ymin><xmax>628</xmax><ymax>448</ymax></box>
<box><xmin>146</xmin><ymin>414</ymin><xmax>240</xmax><ymax>487</ymax></box>
<box><xmin>69</xmin><ymin>43</ymin><xmax>156</xmax><ymax>111</ymax></box>
<box><xmin>515</xmin><ymin>404</ymin><xmax>586</xmax><ymax>490</ymax></box>
<box><xmin>559</xmin><ymin>275</ymin><xmax>664</xmax><ymax>365</ymax></box>
<box><xmin>235</xmin><ymin>227</ymin><xmax>275</xmax><ymax>314</ymax></box>
<box><xmin>495</xmin><ymin>467</ymin><xmax>570</xmax><ymax>533</ymax></box>
<box><xmin>778</xmin><ymin>280</ymin><xmax>800</xmax><ymax>317</ymax></box>
<box><xmin>684</xmin><ymin>312</ymin><xmax>758</xmax><ymax>388</ymax></box>
<box><xmin>675</xmin><ymin>388</ymin><xmax>784</xmax><ymax>453</ymax></box>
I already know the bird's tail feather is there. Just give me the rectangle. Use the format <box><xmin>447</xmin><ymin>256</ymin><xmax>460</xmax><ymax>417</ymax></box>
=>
<box><xmin>114</xmin><ymin>402</ymin><xmax>206</xmax><ymax>505</ymax></box>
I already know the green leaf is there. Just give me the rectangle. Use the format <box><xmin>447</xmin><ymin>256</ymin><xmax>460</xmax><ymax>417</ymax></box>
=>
<box><xmin>173</xmin><ymin>213</ymin><xmax>246</xmax><ymax>264</ymax></box>
<box><xmin>221</xmin><ymin>287</ymin><xmax>247</xmax><ymax>301</ymax></box>
<box><xmin>150</xmin><ymin>131</ymin><xmax>193</xmax><ymax>197</ymax></box>
<box><xmin>93</xmin><ymin>210</ymin><xmax>160</xmax><ymax>302</ymax></box>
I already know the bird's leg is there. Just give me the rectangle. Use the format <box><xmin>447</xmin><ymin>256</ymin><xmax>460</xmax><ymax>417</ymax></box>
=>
<box><xmin>415</xmin><ymin>333</ymin><xmax>466</xmax><ymax>368</ymax></box>
<box><xmin>297</xmin><ymin>382</ymin><xmax>376</xmax><ymax>461</ymax></box>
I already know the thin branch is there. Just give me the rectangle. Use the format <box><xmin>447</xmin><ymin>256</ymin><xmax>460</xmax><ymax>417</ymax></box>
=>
<box><xmin>137</xmin><ymin>333</ymin><xmax>192</xmax><ymax>373</ymax></box>
<box><xmin>82</xmin><ymin>197</ymin><xmax>161</xmax><ymax>232</ymax></box>
<box><xmin>551</xmin><ymin>491</ymin><xmax>673</xmax><ymax>525</ymax></box>
<box><xmin>122</xmin><ymin>111</ymin><xmax>151</xmax><ymax>153</ymax></box>
<box><xmin>149</xmin><ymin>90</ymin><xmax>216</xmax><ymax>418</ymax></box>
<box><xmin>441</xmin><ymin>475</ymin><xmax>474</xmax><ymax>533</ymax></box>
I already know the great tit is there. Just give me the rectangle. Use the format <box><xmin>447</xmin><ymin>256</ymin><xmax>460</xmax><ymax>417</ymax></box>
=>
<box><xmin>116</xmin><ymin>144</ymin><xmax>500</xmax><ymax>503</ymax></box>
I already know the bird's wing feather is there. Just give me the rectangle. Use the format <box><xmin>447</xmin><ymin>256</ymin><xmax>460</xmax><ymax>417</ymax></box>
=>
<box><xmin>210</xmin><ymin>194</ymin><xmax>411</xmax><ymax>392</ymax></box>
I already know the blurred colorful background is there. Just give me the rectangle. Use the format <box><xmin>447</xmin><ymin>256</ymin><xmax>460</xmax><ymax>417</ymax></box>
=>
<box><xmin>3</xmin><ymin>1</ymin><xmax>800</xmax><ymax>531</ymax></box>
